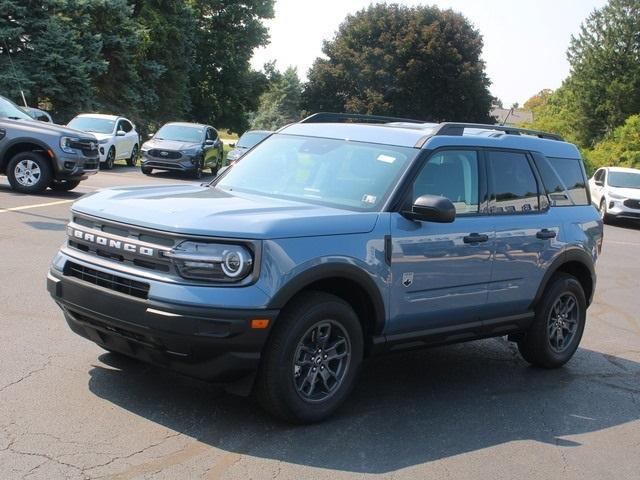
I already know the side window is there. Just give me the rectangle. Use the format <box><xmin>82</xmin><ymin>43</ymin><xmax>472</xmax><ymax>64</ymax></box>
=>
<box><xmin>534</xmin><ymin>155</ymin><xmax>589</xmax><ymax>206</ymax></box>
<box><xmin>594</xmin><ymin>169</ymin><xmax>603</xmax><ymax>182</ymax></box>
<box><xmin>119</xmin><ymin>120</ymin><xmax>132</xmax><ymax>133</ymax></box>
<box><xmin>412</xmin><ymin>150</ymin><xmax>479</xmax><ymax>215</ymax></box>
<box><xmin>208</xmin><ymin>128</ymin><xmax>218</xmax><ymax>141</ymax></box>
<box><xmin>488</xmin><ymin>151</ymin><xmax>539</xmax><ymax>214</ymax></box>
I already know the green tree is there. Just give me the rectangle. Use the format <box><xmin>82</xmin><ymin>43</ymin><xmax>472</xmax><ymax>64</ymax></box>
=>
<box><xmin>251</xmin><ymin>66</ymin><xmax>302</xmax><ymax>130</ymax></box>
<box><xmin>566</xmin><ymin>0</ymin><xmax>640</xmax><ymax>146</ymax></box>
<box><xmin>303</xmin><ymin>4</ymin><xmax>493</xmax><ymax>122</ymax></box>
<box><xmin>523</xmin><ymin>88</ymin><xmax>553</xmax><ymax>113</ymax></box>
<box><xmin>190</xmin><ymin>0</ymin><xmax>274</xmax><ymax>133</ymax></box>
<box><xmin>586</xmin><ymin>114</ymin><xmax>640</xmax><ymax>169</ymax></box>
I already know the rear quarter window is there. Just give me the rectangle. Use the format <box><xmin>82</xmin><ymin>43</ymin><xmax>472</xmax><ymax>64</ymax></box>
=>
<box><xmin>535</xmin><ymin>156</ymin><xmax>589</xmax><ymax>206</ymax></box>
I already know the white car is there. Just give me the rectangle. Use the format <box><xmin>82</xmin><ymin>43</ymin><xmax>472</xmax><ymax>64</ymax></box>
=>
<box><xmin>588</xmin><ymin>166</ymin><xmax>640</xmax><ymax>222</ymax></box>
<box><xmin>67</xmin><ymin>114</ymin><xmax>139</xmax><ymax>169</ymax></box>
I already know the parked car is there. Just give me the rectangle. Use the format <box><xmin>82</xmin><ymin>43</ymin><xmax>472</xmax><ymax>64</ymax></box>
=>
<box><xmin>589</xmin><ymin>166</ymin><xmax>640</xmax><ymax>222</ymax></box>
<box><xmin>67</xmin><ymin>114</ymin><xmax>139</xmax><ymax>169</ymax></box>
<box><xmin>48</xmin><ymin>113</ymin><xmax>602</xmax><ymax>423</ymax></box>
<box><xmin>140</xmin><ymin>122</ymin><xmax>224</xmax><ymax>178</ymax></box>
<box><xmin>20</xmin><ymin>106</ymin><xmax>53</xmax><ymax>123</ymax></box>
<box><xmin>0</xmin><ymin>94</ymin><xmax>98</xmax><ymax>193</ymax></box>
<box><xmin>225</xmin><ymin>130</ymin><xmax>272</xmax><ymax>165</ymax></box>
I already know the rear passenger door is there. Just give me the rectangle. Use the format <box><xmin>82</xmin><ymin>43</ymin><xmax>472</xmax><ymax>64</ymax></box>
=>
<box><xmin>485</xmin><ymin>150</ymin><xmax>562</xmax><ymax>318</ymax></box>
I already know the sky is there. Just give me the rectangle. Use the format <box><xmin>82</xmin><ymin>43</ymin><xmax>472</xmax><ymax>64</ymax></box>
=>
<box><xmin>251</xmin><ymin>0</ymin><xmax>608</xmax><ymax>107</ymax></box>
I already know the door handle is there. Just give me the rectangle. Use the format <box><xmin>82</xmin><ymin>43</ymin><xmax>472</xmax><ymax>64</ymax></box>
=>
<box><xmin>536</xmin><ymin>229</ymin><xmax>556</xmax><ymax>239</ymax></box>
<box><xmin>463</xmin><ymin>233</ymin><xmax>489</xmax><ymax>244</ymax></box>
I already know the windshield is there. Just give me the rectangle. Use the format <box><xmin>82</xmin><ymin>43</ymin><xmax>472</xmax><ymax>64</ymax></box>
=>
<box><xmin>68</xmin><ymin>116</ymin><xmax>115</xmax><ymax>134</ymax></box>
<box><xmin>237</xmin><ymin>131</ymin><xmax>270</xmax><ymax>148</ymax></box>
<box><xmin>0</xmin><ymin>96</ymin><xmax>33</xmax><ymax>121</ymax></box>
<box><xmin>216</xmin><ymin>134</ymin><xmax>417</xmax><ymax>211</ymax></box>
<box><xmin>155</xmin><ymin>124</ymin><xmax>204</xmax><ymax>143</ymax></box>
<box><xmin>608</xmin><ymin>171</ymin><xmax>640</xmax><ymax>189</ymax></box>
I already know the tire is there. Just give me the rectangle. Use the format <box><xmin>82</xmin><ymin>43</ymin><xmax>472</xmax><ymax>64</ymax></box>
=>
<box><xmin>193</xmin><ymin>160</ymin><xmax>203</xmax><ymax>179</ymax></box>
<box><xmin>599</xmin><ymin>198</ymin><xmax>611</xmax><ymax>224</ymax></box>
<box><xmin>7</xmin><ymin>151</ymin><xmax>53</xmax><ymax>194</ymax></box>
<box><xmin>127</xmin><ymin>144</ymin><xmax>139</xmax><ymax>167</ymax></box>
<box><xmin>517</xmin><ymin>273</ymin><xmax>586</xmax><ymax>368</ymax></box>
<box><xmin>141</xmin><ymin>166</ymin><xmax>152</xmax><ymax>175</ymax></box>
<box><xmin>255</xmin><ymin>291</ymin><xmax>363</xmax><ymax>424</ymax></box>
<box><xmin>103</xmin><ymin>147</ymin><xmax>115</xmax><ymax>170</ymax></box>
<box><xmin>50</xmin><ymin>180</ymin><xmax>81</xmax><ymax>192</ymax></box>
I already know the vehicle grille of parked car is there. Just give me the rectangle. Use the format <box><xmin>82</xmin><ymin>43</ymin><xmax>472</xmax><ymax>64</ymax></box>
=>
<box><xmin>148</xmin><ymin>149</ymin><xmax>181</xmax><ymax>159</ymax></box>
<box><xmin>623</xmin><ymin>199</ymin><xmax>640</xmax><ymax>209</ymax></box>
<box><xmin>69</xmin><ymin>139</ymin><xmax>100</xmax><ymax>158</ymax></box>
<box><xmin>64</xmin><ymin>261</ymin><xmax>150</xmax><ymax>300</ymax></box>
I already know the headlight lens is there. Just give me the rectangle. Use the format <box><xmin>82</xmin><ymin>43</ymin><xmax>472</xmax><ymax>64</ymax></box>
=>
<box><xmin>180</xmin><ymin>148</ymin><xmax>200</xmax><ymax>156</ymax></box>
<box><xmin>60</xmin><ymin>136</ymin><xmax>79</xmax><ymax>154</ymax></box>
<box><xmin>608</xmin><ymin>191</ymin><xmax>626</xmax><ymax>200</ymax></box>
<box><xmin>98</xmin><ymin>138</ymin><xmax>109</xmax><ymax>144</ymax></box>
<box><xmin>164</xmin><ymin>241</ymin><xmax>253</xmax><ymax>282</ymax></box>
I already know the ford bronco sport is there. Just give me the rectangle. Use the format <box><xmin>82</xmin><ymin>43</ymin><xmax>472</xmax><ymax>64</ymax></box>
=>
<box><xmin>48</xmin><ymin>113</ymin><xmax>603</xmax><ymax>423</ymax></box>
<box><xmin>0</xmin><ymin>95</ymin><xmax>99</xmax><ymax>193</ymax></box>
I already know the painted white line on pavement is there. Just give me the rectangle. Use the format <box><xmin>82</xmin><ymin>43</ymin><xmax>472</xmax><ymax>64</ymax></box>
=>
<box><xmin>606</xmin><ymin>240</ymin><xmax>640</xmax><ymax>247</ymax></box>
<box><xmin>0</xmin><ymin>199</ymin><xmax>74</xmax><ymax>213</ymax></box>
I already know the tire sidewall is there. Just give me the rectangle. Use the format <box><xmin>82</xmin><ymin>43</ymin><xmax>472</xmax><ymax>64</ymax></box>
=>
<box><xmin>264</xmin><ymin>294</ymin><xmax>363</xmax><ymax>422</ymax></box>
<box><xmin>533</xmin><ymin>275</ymin><xmax>587</xmax><ymax>366</ymax></box>
<box><xmin>7</xmin><ymin>152</ymin><xmax>53</xmax><ymax>194</ymax></box>
<box><xmin>104</xmin><ymin>148</ymin><xmax>115</xmax><ymax>169</ymax></box>
<box><xmin>128</xmin><ymin>145</ymin><xmax>138</xmax><ymax>167</ymax></box>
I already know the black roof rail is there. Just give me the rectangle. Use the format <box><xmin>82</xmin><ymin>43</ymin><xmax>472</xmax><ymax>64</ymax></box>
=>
<box><xmin>431</xmin><ymin>122</ymin><xmax>563</xmax><ymax>141</ymax></box>
<box><xmin>300</xmin><ymin>112</ymin><xmax>428</xmax><ymax>125</ymax></box>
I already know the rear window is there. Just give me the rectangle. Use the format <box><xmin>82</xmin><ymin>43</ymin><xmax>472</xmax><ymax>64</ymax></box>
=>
<box><xmin>535</xmin><ymin>156</ymin><xmax>589</xmax><ymax>206</ymax></box>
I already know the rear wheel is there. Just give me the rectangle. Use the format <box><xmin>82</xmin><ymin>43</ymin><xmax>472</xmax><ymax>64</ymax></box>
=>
<box><xmin>255</xmin><ymin>291</ymin><xmax>363</xmax><ymax>423</ymax></box>
<box><xmin>127</xmin><ymin>144</ymin><xmax>139</xmax><ymax>167</ymax></box>
<box><xmin>518</xmin><ymin>273</ymin><xmax>586</xmax><ymax>368</ymax></box>
<box><xmin>7</xmin><ymin>152</ymin><xmax>53</xmax><ymax>194</ymax></box>
<box><xmin>50</xmin><ymin>180</ymin><xmax>81</xmax><ymax>192</ymax></box>
<box><xmin>103</xmin><ymin>147</ymin><xmax>115</xmax><ymax>170</ymax></box>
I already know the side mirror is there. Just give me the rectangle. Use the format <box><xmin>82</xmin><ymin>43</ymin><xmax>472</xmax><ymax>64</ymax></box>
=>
<box><xmin>204</xmin><ymin>139</ymin><xmax>215</xmax><ymax>146</ymax></box>
<box><xmin>116</xmin><ymin>130</ymin><xmax>126</xmax><ymax>137</ymax></box>
<box><xmin>404</xmin><ymin>194</ymin><xmax>456</xmax><ymax>223</ymax></box>
<box><xmin>594</xmin><ymin>179</ymin><xmax>604</xmax><ymax>187</ymax></box>
<box><xmin>147</xmin><ymin>132</ymin><xmax>154</xmax><ymax>138</ymax></box>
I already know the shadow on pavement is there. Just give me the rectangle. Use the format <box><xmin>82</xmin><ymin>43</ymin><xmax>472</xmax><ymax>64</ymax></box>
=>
<box><xmin>87</xmin><ymin>338</ymin><xmax>640</xmax><ymax>474</ymax></box>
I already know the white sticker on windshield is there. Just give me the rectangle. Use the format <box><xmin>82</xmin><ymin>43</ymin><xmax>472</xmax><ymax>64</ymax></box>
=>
<box><xmin>377</xmin><ymin>154</ymin><xmax>396</xmax><ymax>164</ymax></box>
<box><xmin>362</xmin><ymin>194</ymin><xmax>377</xmax><ymax>204</ymax></box>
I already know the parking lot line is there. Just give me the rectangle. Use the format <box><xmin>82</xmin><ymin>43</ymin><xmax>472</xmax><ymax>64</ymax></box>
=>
<box><xmin>0</xmin><ymin>199</ymin><xmax>74</xmax><ymax>213</ymax></box>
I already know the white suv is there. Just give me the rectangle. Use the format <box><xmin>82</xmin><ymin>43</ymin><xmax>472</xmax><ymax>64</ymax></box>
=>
<box><xmin>67</xmin><ymin>114</ymin><xmax>139</xmax><ymax>169</ymax></box>
<box><xmin>589</xmin><ymin>166</ymin><xmax>640</xmax><ymax>222</ymax></box>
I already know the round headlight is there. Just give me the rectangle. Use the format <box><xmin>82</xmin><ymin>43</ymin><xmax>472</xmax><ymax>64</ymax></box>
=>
<box><xmin>221</xmin><ymin>249</ymin><xmax>247</xmax><ymax>277</ymax></box>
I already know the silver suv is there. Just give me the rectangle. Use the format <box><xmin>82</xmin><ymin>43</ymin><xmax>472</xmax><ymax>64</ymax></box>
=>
<box><xmin>0</xmin><ymin>95</ymin><xmax>99</xmax><ymax>193</ymax></box>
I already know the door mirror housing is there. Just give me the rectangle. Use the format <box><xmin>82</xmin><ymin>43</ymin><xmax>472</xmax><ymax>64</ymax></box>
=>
<box><xmin>204</xmin><ymin>139</ymin><xmax>215</xmax><ymax>146</ymax></box>
<box><xmin>594</xmin><ymin>179</ymin><xmax>604</xmax><ymax>187</ymax></box>
<box><xmin>147</xmin><ymin>132</ymin><xmax>154</xmax><ymax>138</ymax></box>
<box><xmin>116</xmin><ymin>130</ymin><xmax>126</xmax><ymax>137</ymax></box>
<box><xmin>404</xmin><ymin>194</ymin><xmax>456</xmax><ymax>223</ymax></box>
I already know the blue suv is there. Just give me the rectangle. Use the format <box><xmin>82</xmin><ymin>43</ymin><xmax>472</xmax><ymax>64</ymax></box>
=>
<box><xmin>48</xmin><ymin>113</ymin><xmax>603</xmax><ymax>423</ymax></box>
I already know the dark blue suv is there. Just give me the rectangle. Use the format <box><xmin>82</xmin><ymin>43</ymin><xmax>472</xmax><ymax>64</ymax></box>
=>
<box><xmin>48</xmin><ymin>113</ymin><xmax>603</xmax><ymax>423</ymax></box>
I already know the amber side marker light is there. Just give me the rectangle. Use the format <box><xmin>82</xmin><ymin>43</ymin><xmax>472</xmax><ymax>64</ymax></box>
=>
<box><xmin>251</xmin><ymin>319</ymin><xmax>270</xmax><ymax>329</ymax></box>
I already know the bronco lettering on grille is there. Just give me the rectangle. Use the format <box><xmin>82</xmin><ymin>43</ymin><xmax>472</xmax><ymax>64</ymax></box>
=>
<box><xmin>68</xmin><ymin>226</ymin><xmax>155</xmax><ymax>256</ymax></box>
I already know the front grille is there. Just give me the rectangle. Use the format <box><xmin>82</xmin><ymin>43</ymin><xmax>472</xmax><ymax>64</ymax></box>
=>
<box><xmin>148</xmin><ymin>149</ymin><xmax>181</xmax><ymax>160</ymax></box>
<box><xmin>70</xmin><ymin>139</ymin><xmax>99</xmax><ymax>158</ymax></box>
<box><xmin>623</xmin><ymin>199</ymin><xmax>640</xmax><ymax>209</ymax></box>
<box><xmin>64</xmin><ymin>261</ymin><xmax>150</xmax><ymax>299</ymax></box>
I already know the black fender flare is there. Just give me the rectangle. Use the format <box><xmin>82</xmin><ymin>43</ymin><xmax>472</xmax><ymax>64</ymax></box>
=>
<box><xmin>0</xmin><ymin>137</ymin><xmax>53</xmax><ymax>171</ymax></box>
<box><xmin>531</xmin><ymin>247</ymin><xmax>596</xmax><ymax>308</ymax></box>
<box><xmin>267</xmin><ymin>263</ymin><xmax>387</xmax><ymax>335</ymax></box>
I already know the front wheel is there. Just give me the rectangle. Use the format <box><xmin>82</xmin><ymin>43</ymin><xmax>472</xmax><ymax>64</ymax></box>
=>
<box><xmin>193</xmin><ymin>160</ymin><xmax>203</xmax><ymax>179</ymax></box>
<box><xmin>599</xmin><ymin>198</ymin><xmax>611</xmax><ymax>224</ymax></box>
<box><xmin>518</xmin><ymin>273</ymin><xmax>586</xmax><ymax>368</ymax></box>
<box><xmin>141</xmin><ymin>166</ymin><xmax>152</xmax><ymax>175</ymax></box>
<box><xmin>255</xmin><ymin>291</ymin><xmax>363</xmax><ymax>423</ymax></box>
<box><xmin>7</xmin><ymin>152</ymin><xmax>53</xmax><ymax>194</ymax></box>
<box><xmin>127</xmin><ymin>144</ymin><xmax>139</xmax><ymax>167</ymax></box>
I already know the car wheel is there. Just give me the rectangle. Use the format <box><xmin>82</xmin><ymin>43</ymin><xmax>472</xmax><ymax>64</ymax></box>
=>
<box><xmin>7</xmin><ymin>152</ymin><xmax>53</xmax><ymax>194</ymax></box>
<box><xmin>517</xmin><ymin>273</ymin><xmax>586</xmax><ymax>368</ymax></box>
<box><xmin>193</xmin><ymin>160</ymin><xmax>203</xmax><ymax>179</ymax></box>
<box><xmin>599</xmin><ymin>198</ymin><xmax>611</xmax><ymax>224</ymax></box>
<box><xmin>103</xmin><ymin>147</ymin><xmax>115</xmax><ymax>170</ymax></box>
<box><xmin>127</xmin><ymin>145</ymin><xmax>139</xmax><ymax>167</ymax></box>
<box><xmin>255</xmin><ymin>291</ymin><xmax>363</xmax><ymax>424</ymax></box>
<box><xmin>50</xmin><ymin>180</ymin><xmax>81</xmax><ymax>192</ymax></box>
<box><xmin>141</xmin><ymin>166</ymin><xmax>152</xmax><ymax>175</ymax></box>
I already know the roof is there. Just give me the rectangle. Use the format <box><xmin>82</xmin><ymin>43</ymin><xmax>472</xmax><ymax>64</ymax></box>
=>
<box><xmin>278</xmin><ymin>121</ymin><xmax>581</xmax><ymax>159</ymax></box>
<box><xmin>604</xmin><ymin>166</ymin><xmax>640</xmax><ymax>173</ymax></box>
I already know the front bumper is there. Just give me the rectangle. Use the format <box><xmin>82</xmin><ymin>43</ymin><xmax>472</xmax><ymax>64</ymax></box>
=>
<box><xmin>55</xmin><ymin>153</ymin><xmax>99</xmax><ymax>180</ymax></box>
<box><xmin>47</xmin><ymin>264</ymin><xmax>279</xmax><ymax>384</ymax></box>
<box><xmin>607</xmin><ymin>199</ymin><xmax>640</xmax><ymax>220</ymax></box>
<box><xmin>141</xmin><ymin>152</ymin><xmax>197</xmax><ymax>172</ymax></box>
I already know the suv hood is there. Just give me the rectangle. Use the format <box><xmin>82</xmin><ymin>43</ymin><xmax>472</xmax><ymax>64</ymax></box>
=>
<box><xmin>609</xmin><ymin>186</ymin><xmax>640</xmax><ymax>199</ymax></box>
<box><xmin>71</xmin><ymin>184</ymin><xmax>379</xmax><ymax>239</ymax></box>
<box><xmin>143</xmin><ymin>138</ymin><xmax>200</xmax><ymax>152</ymax></box>
<box><xmin>2</xmin><ymin>118</ymin><xmax>97</xmax><ymax>139</ymax></box>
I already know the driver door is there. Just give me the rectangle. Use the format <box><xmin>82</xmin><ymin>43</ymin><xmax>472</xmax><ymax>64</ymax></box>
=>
<box><xmin>388</xmin><ymin>149</ymin><xmax>495</xmax><ymax>335</ymax></box>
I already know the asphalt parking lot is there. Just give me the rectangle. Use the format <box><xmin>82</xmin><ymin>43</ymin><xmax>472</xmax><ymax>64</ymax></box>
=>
<box><xmin>1</xmin><ymin>167</ymin><xmax>639</xmax><ymax>480</ymax></box>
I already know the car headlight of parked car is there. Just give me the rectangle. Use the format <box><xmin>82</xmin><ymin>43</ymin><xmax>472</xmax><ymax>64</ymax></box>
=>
<box><xmin>60</xmin><ymin>136</ymin><xmax>80</xmax><ymax>154</ymax></box>
<box><xmin>163</xmin><ymin>241</ymin><xmax>253</xmax><ymax>282</ymax></box>
<box><xmin>180</xmin><ymin>147</ymin><xmax>200</xmax><ymax>157</ymax></box>
<box><xmin>608</xmin><ymin>191</ymin><xmax>626</xmax><ymax>200</ymax></box>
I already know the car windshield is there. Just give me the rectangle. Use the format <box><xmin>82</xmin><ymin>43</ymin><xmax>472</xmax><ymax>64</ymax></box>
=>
<box><xmin>608</xmin><ymin>171</ymin><xmax>640</xmax><ymax>189</ymax></box>
<box><xmin>68</xmin><ymin>117</ymin><xmax>115</xmax><ymax>134</ymax></box>
<box><xmin>155</xmin><ymin>124</ymin><xmax>203</xmax><ymax>143</ymax></box>
<box><xmin>0</xmin><ymin>96</ymin><xmax>33</xmax><ymax>121</ymax></box>
<box><xmin>237</xmin><ymin>131</ymin><xmax>270</xmax><ymax>148</ymax></box>
<box><xmin>216</xmin><ymin>134</ymin><xmax>417</xmax><ymax>211</ymax></box>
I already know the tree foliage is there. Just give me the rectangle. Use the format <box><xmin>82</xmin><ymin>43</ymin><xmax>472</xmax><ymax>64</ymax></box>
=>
<box><xmin>303</xmin><ymin>4</ymin><xmax>494</xmax><ymax>122</ymax></box>
<box><xmin>0</xmin><ymin>0</ymin><xmax>274</xmax><ymax>132</ymax></box>
<box><xmin>523</xmin><ymin>89</ymin><xmax>553</xmax><ymax>113</ymax></box>
<box><xmin>586</xmin><ymin>114</ymin><xmax>640</xmax><ymax>169</ymax></box>
<box><xmin>250</xmin><ymin>65</ymin><xmax>302</xmax><ymax>130</ymax></box>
